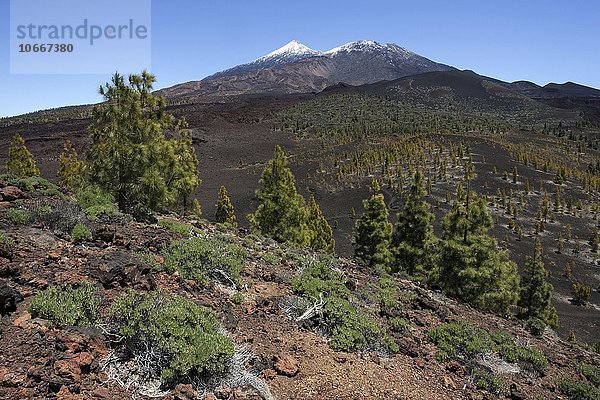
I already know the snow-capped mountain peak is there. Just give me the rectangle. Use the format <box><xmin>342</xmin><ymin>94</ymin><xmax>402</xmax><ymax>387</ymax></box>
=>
<box><xmin>204</xmin><ymin>39</ymin><xmax>452</xmax><ymax>85</ymax></box>
<box><xmin>325</xmin><ymin>40</ymin><xmax>385</xmax><ymax>55</ymax></box>
<box><xmin>260</xmin><ymin>40</ymin><xmax>322</xmax><ymax>60</ymax></box>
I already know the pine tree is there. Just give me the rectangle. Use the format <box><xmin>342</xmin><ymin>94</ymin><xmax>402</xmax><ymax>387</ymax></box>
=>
<box><xmin>517</xmin><ymin>239</ymin><xmax>559</xmax><ymax>329</ymax></box>
<box><xmin>307</xmin><ymin>194</ymin><xmax>335</xmax><ymax>254</ymax></box>
<box><xmin>169</xmin><ymin>117</ymin><xmax>201</xmax><ymax>210</ymax></box>
<box><xmin>6</xmin><ymin>134</ymin><xmax>40</xmax><ymax>177</ymax></box>
<box><xmin>87</xmin><ymin>71</ymin><xmax>199</xmax><ymax>212</ymax></box>
<box><xmin>352</xmin><ymin>190</ymin><xmax>392</xmax><ymax>270</ymax></box>
<box><xmin>391</xmin><ymin>170</ymin><xmax>437</xmax><ymax>280</ymax></box>
<box><xmin>191</xmin><ymin>198</ymin><xmax>202</xmax><ymax>217</ymax></box>
<box><xmin>215</xmin><ymin>185</ymin><xmax>237</xmax><ymax>226</ymax></box>
<box><xmin>437</xmin><ymin>191</ymin><xmax>520</xmax><ymax>314</ymax></box>
<box><xmin>57</xmin><ymin>140</ymin><xmax>86</xmax><ymax>189</ymax></box>
<box><xmin>248</xmin><ymin>145</ymin><xmax>311</xmax><ymax>246</ymax></box>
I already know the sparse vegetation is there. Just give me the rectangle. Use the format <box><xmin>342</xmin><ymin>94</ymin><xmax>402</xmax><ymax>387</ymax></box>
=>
<box><xmin>6</xmin><ymin>208</ymin><xmax>31</xmax><ymax>225</ymax></box>
<box><xmin>75</xmin><ymin>185</ymin><xmax>119</xmax><ymax>221</ymax></box>
<box><xmin>157</xmin><ymin>218</ymin><xmax>200</xmax><ymax>236</ymax></box>
<box><xmin>158</xmin><ymin>234</ymin><xmax>246</xmax><ymax>287</ymax></box>
<box><xmin>29</xmin><ymin>284</ymin><xmax>101</xmax><ymax>327</ymax></box>
<box><xmin>71</xmin><ymin>223</ymin><xmax>92</xmax><ymax>242</ymax></box>
<box><xmin>291</xmin><ymin>254</ymin><xmax>397</xmax><ymax>353</ymax></box>
<box><xmin>428</xmin><ymin>321</ymin><xmax>548</xmax><ymax>374</ymax></box>
<box><xmin>109</xmin><ymin>290</ymin><xmax>235</xmax><ymax>380</ymax></box>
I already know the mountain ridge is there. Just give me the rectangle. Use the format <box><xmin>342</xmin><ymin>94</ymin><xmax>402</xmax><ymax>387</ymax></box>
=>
<box><xmin>161</xmin><ymin>39</ymin><xmax>455</xmax><ymax>99</ymax></box>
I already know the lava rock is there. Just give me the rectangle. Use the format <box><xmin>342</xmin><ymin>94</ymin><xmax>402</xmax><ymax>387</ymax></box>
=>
<box><xmin>53</xmin><ymin>359</ymin><xmax>81</xmax><ymax>383</ymax></box>
<box><xmin>273</xmin><ymin>354</ymin><xmax>299</xmax><ymax>377</ymax></box>
<box><xmin>0</xmin><ymin>282</ymin><xmax>22</xmax><ymax>315</ymax></box>
<box><xmin>170</xmin><ymin>383</ymin><xmax>198</xmax><ymax>400</ymax></box>
<box><xmin>88</xmin><ymin>251</ymin><xmax>153</xmax><ymax>289</ymax></box>
<box><xmin>0</xmin><ymin>241</ymin><xmax>12</xmax><ymax>260</ymax></box>
<box><xmin>0</xmin><ymin>186</ymin><xmax>27</xmax><ymax>202</ymax></box>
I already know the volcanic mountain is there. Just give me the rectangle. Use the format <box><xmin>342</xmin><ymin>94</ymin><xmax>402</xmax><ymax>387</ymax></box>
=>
<box><xmin>159</xmin><ymin>40</ymin><xmax>455</xmax><ymax>99</ymax></box>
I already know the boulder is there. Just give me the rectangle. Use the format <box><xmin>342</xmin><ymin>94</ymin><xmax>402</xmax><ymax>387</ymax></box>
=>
<box><xmin>273</xmin><ymin>354</ymin><xmax>299</xmax><ymax>377</ymax></box>
<box><xmin>0</xmin><ymin>186</ymin><xmax>27</xmax><ymax>202</ymax></box>
<box><xmin>88</xmin><ymin>251</ymin><xmax>153</xmax><ymax>289</ymax></box>
<box><xmin>0</xmin><ymin>282</ymin><xmax>22</xmax><ymax>315</ymax></box>
<box><xmin>53</xmin><ymin>359</ymin><xmax>81</xmax><ymax>383</ymax></box>
<box><xmin>171</xmin><ymin>383</ymin><xmax>198</xmax><ymax>400</ymax></box>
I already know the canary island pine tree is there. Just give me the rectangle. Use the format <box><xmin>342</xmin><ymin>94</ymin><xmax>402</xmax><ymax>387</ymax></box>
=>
<box><xmin>57</xmin><ymin>140</ymin><xmax>86</xmax><ymax>189</ymax></box>
<box><xmin>437</xmin><ymin>191</ymin><xmax>520</xmax><ymax>314</ymax></box>
<box><xmin>215</xmin><ymin>185</ymin><xmax>237</xmax><ymax>226</ymax></box>
<box><xmin>352</xmin><ymin>184</ymin><xmax>392</xmax><ymax>270</ymax></box>
<box><xmin>87</xmin><ymin>71</ymin><xmax>199</xmax><ymax>213</ymax></box>
<box><xmin>248</xmin><ymin>145</ymin><xmax>311</xmax><ymax>246</ymax></box>
<box><xmin>518</xmin><ymin>238</ymin><xmax>559</xmax><ymax>329</ymax></box>
<box><xmin>307</xmin><ymin>194</ymin><xmax>335</xmax><ymax>254</ymax></box>
<box><xmin>391</xmin><ymin>170</ymin><xmax>437</xmax><ymax>280</ymax></box>
<box><xmin>6</xmin><ymin>133</ymin><xmax>40</xmax><ymax>177</ymax></box>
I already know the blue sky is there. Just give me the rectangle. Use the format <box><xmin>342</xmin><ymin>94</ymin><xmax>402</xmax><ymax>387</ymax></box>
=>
<box><xmin>1</xmin><ymin>0</ymin><xmax>599</xmax><ymax>117</ymax></box>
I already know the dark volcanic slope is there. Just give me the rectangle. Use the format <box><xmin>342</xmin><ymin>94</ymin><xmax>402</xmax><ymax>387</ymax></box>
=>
<box><xmin>322</xmin><ymin>69</ymin><xmax>571</xmax><ymax>122</ymax></box>
<box><xmin>509</xmin><ymin>80</ymin><xmax>600</xmax><ymax>99</ymax></box>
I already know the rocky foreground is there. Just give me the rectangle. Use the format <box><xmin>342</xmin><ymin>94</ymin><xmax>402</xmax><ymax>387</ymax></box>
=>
<box><xmin>0</xmin><ymin>177</ymin><xmax>599</xmax><ymax>400</ymax></box>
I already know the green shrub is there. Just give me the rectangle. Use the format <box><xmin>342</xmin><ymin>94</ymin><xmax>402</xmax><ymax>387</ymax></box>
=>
<box><xmin>110</xmin><ymin>291</ymin><xmax>235</xmax><ymax>380</ymax></box>
<box><xmin>291</xmin><ymin>254</ymin><xmax>349</xmax><ymax>300</ymax></box>
<box><xmin>378</xmin><ymin>275</ymin><xmax>399</xmax><ymax>314</ymax></box>
<box><xmin>42</xmin><ymin>187</ymin><xmax>63</xmax><ymax>197</ymax></box>
<box><xmin>232</xmin><ymin>291</ymin><xmax>244</xmax><ymax>305</ymax></box>
<box><xmin>71</xmin><ymin>223</ymin><xmax>92</xmax><ymax>242</ymax></box>
<box><xmin>326</xmin><ymin>296</ymin><xmax>388</xmax><ymax>352</ymax></box>
<box><xmin>33</xmin><ymin>203</ymin><xmax>53</xmax><ymax>217</ymax></box>
<box><xmin>576</xmin><ymin>363</ymin><xmax>600</xmax><ymax>388</ymax></box>
<box><xmin>161</xmin><ymin>235</ymin><xmax>247</xmax><ymax>286</ymax></box>
<box><xmin>558</xmin><ymin>378</ymin><xmax>600</xmax><ymax>400</ymax></box>
<box><xmin>526</xmin><ymin>317</ymin><xmax>547</xmax><ymax>336</ymax></box>
<box><xmin>6</xmin><ymin>208</ymin><xmax>31</xmax><ymax>225</ymax></box>
<box><xmin>472</xmin><ymin>368</ymin><xmax>508</xmax><ymax>395</ymax></box>
<box><xmin>291</xmin><ymin>254</ymin><xmax>396</xmax><ymax>353</ymax></box>
<box><xmin>158</xmin><ymin>218</ymin><xmax>200</xmax><ymax>236</ymax></box>
<box><xmin>0</xmin><ymin>233</ymin><xmax>13</xmax><ymax>245</ymax></box>
<box><xmin>428</xmin><ymin>322</ymin><xmax>495</xmax><ymax>361</ymax></box>
<box><xmin>242</xmin><ymin>233</ymin><xmax>262</xmax><ymax>250</ymax></box>
<box><xmin>29</xmin><ymin>284</ymin><xmax>101</xmax><ymax>327</ymax></box>
<box><xmin>75</xmin><ymin>186</ymin><xmax>118</xmax><ymax>221</ymax></box>
<box><xmin>262</xmin><ymin>251</ymin><xmax>279</xmax><ymax>265</ymax></box>
<box><xmin>428</xmin><ymin>321</ymin><xmax>548</xmax><ymax>374</ymax></box>
<box><xmin>389</xmin><ymin>317</ymin><xmax>410</xmax><ymax>332</ymax></box>
<box><xmin>2</xmin><ymin>174</ymin><xmax>60</xmax><ymax>193</ymax></box>
<box><xmin>492</xmin><ymin>330</ymin><xmax>548</xmax><ymax>373</ymax></box>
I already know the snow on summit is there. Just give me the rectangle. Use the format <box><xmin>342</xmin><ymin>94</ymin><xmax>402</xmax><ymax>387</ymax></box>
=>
<box><xmin>206</xmin><ymin>39</ymin><xmax>436</xmax><ymax>81</ymax></box>
<box><xmin>260</xmin><ymin>40</ymin><xmax>323</xmax><ymax>60</ymax></box>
